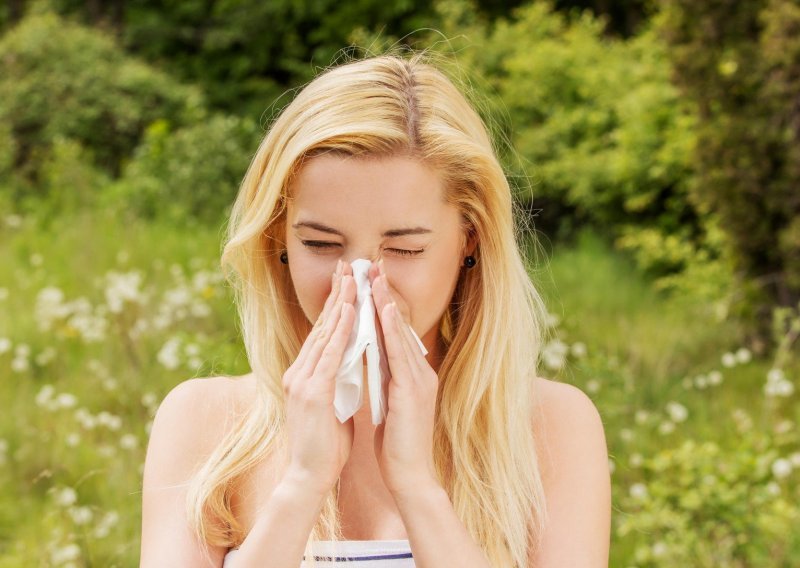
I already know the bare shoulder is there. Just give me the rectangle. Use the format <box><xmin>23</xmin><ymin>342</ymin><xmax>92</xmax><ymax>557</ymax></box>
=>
<box><xmin>152</xmin><ymin>374</ymin><xmax>252</xmax><ymax>448</ymax></box>
<box><xmin>140</xmin><ymin>373</ymin><xmax>255</xmax><ymax>567</ymax></box>
<box><xmin>530</xmin><ymin>377</ymin><xmax>611</xmax><ymax>567</ymax></box>
<box><xmin>533</xmin><ymin>377</ymin><xmax>606</xmax><ymax>439</ymax></box>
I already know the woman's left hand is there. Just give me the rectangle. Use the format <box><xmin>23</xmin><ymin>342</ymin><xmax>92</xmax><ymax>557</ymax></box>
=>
<box><xmin>368</xmin><ymin>259</ymin><xmax>440</xmax><ymax>498</ymax></box>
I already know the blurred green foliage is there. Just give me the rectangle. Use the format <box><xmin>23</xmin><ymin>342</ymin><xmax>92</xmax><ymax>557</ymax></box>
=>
<box><xmin>0</xmin><ymin>11</ymin><xmax>204</xmax><ymax>203</ymax></box>
<box><xmin>617</xmin><ymin>436</ymin><xmax>800</xmax><ymax>565</ymax></box>
<box><xmin>102</xmin><ymin>114</ymin><xmax>263</xmax><ymax>227</ymax></box>
<box><xmin>35</xmin><ymin>0</ymin><xmax>442</xmax><ymax>119</ymax></box>
<box><xmin>658</xmin><ymin>0</ymin><xmax>800</xmax><ymax>349</ymax></box>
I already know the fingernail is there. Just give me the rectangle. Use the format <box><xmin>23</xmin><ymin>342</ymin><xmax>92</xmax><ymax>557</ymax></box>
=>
<box><xmin>378</xmin><ymin>258</ymin><xmax>385</xmax><ymax>276</ymax></box>
<box><xmin>336</xmin><ymin>259</ymin><xmax>342</xmax><ymax>276</ymax></box>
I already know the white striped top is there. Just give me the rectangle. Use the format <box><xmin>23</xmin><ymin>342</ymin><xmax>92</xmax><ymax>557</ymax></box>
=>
<box><xmin>222</xmin><ymin>539</ymin><xmax>415</xmax><ymax>567</ymax></box>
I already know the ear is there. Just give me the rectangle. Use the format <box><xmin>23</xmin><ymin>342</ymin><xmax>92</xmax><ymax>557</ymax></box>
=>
<box><xmin>464</xmin><ymin>227</ymin><xmax>478</xmax><ymax>257</ymax></box>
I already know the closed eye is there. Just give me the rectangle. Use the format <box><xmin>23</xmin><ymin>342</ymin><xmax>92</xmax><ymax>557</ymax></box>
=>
<box><xmin>300</xmin><ymin>241</ymin><xmax>424</xmax><ymax>257</ymax></box>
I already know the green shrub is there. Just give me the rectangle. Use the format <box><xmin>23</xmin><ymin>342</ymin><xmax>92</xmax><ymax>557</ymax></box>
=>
<box><xmin>102</xmin><ymin>114</ymin><xmax>262</xmax><ymax>227</ymax></box>
<box><xmin>617</xmin><ymin>435</ymin><xmax>800</xmax><ymax>566</ymax></box>
<box><xmin>0</xmin><ymin>11</ymin><xmax>205</xmax><ymax>195</ymax></box>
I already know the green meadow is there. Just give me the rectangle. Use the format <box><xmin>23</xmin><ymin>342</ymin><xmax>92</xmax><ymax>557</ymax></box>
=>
<box><xmin>3</xmin><ymin>0</ymin><xmax>800</xmax><ymax>565</ymax></box>
<box><xmin>1</xmin><ymin>206</ymin><xmax>798</xmax><ymax>566</ymax></box>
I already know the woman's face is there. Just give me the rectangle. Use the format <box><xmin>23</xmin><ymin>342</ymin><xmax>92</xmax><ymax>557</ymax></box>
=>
<box><xmin>285</xmin><ymin>153</ymin><xmax>474</xmax><ymax>362</ymax></box>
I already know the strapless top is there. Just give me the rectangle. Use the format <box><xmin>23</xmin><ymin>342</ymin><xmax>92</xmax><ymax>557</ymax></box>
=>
<box><xmin>222</xmin><ymin>539</ymin><xmax>415</xmax><ymax>567</ymax></box>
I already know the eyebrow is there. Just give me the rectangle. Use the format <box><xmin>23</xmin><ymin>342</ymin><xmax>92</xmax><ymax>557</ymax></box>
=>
<box><xmin>292</xmin><ymin>220</ymin><xmax>433</xmax><ymax>238</ymax></box>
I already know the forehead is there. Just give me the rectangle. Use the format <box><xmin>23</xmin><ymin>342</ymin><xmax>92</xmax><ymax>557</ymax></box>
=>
<box><xmin>287</xmin><ymin>154</ymin><xmax>447</xmax><ymax>220</ymax></box>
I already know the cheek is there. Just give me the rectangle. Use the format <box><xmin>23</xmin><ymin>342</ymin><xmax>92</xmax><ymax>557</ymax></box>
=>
<box><xmin>390</xmin><ymin>258</ymin><xmax>459</xmax><ymax>334</ymax></box>
<box><xmin>288</xmin><ymin>254</ymin><xmax>336</xmax><ymax>323</ymax></box>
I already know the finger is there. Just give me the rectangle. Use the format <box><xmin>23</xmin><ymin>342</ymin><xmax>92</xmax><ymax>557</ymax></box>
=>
<box><xmin>302</xmin><ymin>274</ymin><xmax>354</xmax><ymax>376</ymax></box>
<box><xmin>313</xmin><ymin>301</ymin><xmax>356</xmax><ymax>383</ymax></box>
<box><xmin>394</xmin><ymin>307</ymin><xmax>425</xmax><ymax>375</ymax></box>
<box><xmin>315</xmin><ymin>260</ymin><xmax>345</xmax><ymax>329</ymax></box>
<box><xmin>390</xmin><ymin>301</ymin><xmax>424</xmax><ymax>376</ymax></box>
<box><xmin>370</xmin><ymin>260</ymin><xmax>410</xmax><ymax>323</ymax></box>
<box><xmin>294</xmin><ymin>262</ymin><xmax>343</xmax><ymax>368</ymax></box>
<box><xmin>382</xmin><ymin>302</ymin><xmax>414</xmax><ymax>384</ymax></box>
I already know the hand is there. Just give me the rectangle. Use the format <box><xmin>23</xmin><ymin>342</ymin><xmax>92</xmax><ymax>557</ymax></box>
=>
<box><xmin>368</xmin><ymin>259</ymin><xmax>440</xmax><ymax>497</ymax></box>
<box><xmin>282</xmin><ymin>260</ymin><xmax>356</xmax><ymax>497</ymax></box>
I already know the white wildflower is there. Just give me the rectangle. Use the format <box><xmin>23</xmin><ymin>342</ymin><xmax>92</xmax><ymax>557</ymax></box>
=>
<box><xmin>764</xmin><ymin>368</ymin><xmax>794</xmax><ymax>398</ymax></box>
<box><xmin>35</xmin><ymin>347</ymin><xmax>57</xmax><ymax>366</ymax></box>
<box><xmin>721</xmin><ymin>352</ymin><xmax>737</xmax><ymax>368</ymax></box>
<box><xmin>157</xmin><ymin>337</ymin><xmax>182</xmax><ymax>370</ymax></box>
<box><xmin>708</xmin><ymin>370</ymin><xmax>723</xmax><ymax>385</ymax></box>
<box><xmin>541</xmin><ymin>338</ymin><xmax>568</xmax><ymax>371</ymax></box>
<box><xmin>666</xmin><ymin>401</ymin><xmax>688</xmax><ymax>423</ymax></box>
<box><xmin>4</xmin><ymin>214</ymin><xmax>22</xmax><ymax>228</ymax></box>
<box><xmin>53</xmin><ymin>487</ymin><xmax>77</xmax><ymax>507</ymax></box>
<box><xmin>34</xmin><ymin>287</ymin><xmax>68</xmax><ymax>331</ymax></box>
<box><xmin>68</xmin><ymin>310</ymin><xmax>108</xmax><ymax>342</ymax></box>
<box><xmin>69</xmin><ymin>506</ymin><xmax>93</xmax><ymax>525</ymax></box>
<box><xmin>570</xmin><ymin>342</ymin><xmax>587</xmax><ymax>358</ymax></box>
<box><xmin>771</xmin><ymin>458</ymin><xmax>792</xmax><ymax>479</ymax></box>
<box><xmin>55</xmin><ymin>393</ymin><xmax>77</xmax><ymax>409</ymax></box>
<box><xmin>120</xmin><ymin>434</ymin><xmax>138</xmax><ymax>450</ymax></box>
<box><xmin>11</xmin><ymin>357</ymin><xmax>29</xmax><ymax>373</ymax></box>
<box><xmin>74</xmin><ymin>408</ymin><xmax>97</xmax><ymax>430</ymax></box>
<box><xmin>51</xmin><ymin>543</ymin><xmax>81</xmax><ymax>564</ymax></box>
<box><xmin>658</xmin><ymin>420</ymin><xmax>675</xmax><ymax>435</ymax></box>
<box><xmin>652</xmin><ymin>541</ymin><xmax>668</xmax><ymax>557</ymax></box>
<box><xmin>104</xmin><ymin>270</ymin><xmax>145</xmax><ymax>313</ymax></box>
<box><xmin>0</xmin><ymin>337</ymin><xmax>10</xmax><ymax>354</ymax></box>
<box><xmin>735</xmin><ymin>347</ymin><xmax>751</xmax><ymax>364</ymax></box>
<box><xmin>35</xmin><ymin>385</ymin><xmax>55</xmax><ymax>407</ymax></box>
<box><xmin>141</xmin><ymin>392</ymin><xmax>158</xmax><ymax>408</ymax></box>
<box><xmin>629</xmin><ymin>483</ymin><xmax>648</xmax><ymax>500</ymax></box>
<box><xmin>767</xmin><ymin>368</ymin><xmax>785</xmax><ymax>382</ymax></box>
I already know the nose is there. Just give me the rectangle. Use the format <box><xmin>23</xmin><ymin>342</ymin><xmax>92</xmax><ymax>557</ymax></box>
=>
<box><xmin>340</xmin><ymin>255</ymin><xmax>382</xmax><ymax>285</ymax></box>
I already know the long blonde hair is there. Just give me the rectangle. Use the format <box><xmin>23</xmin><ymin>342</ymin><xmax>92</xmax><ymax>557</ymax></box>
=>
<box><xmin>187</xmin><ymin>48</ymin><xmax>551</xmax><ymax>567</ymax></box>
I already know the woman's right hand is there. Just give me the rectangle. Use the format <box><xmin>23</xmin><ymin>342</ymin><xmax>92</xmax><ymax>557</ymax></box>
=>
<box><xmin>282</xmin><ymin>260</ymin><xmax>356</xmax><ymax>497</ymax></box>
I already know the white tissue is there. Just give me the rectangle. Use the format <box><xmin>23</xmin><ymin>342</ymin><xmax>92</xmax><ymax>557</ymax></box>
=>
<box><xmin>334</xmin><ymin>258</ymin><xmax>428</xmax><ymax>424</ymax></box>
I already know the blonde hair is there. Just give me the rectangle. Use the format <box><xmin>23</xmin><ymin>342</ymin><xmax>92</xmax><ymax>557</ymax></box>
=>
<box><xmin>187</xmin><ymin>48</ymin><xmax>551</xmax><ymax>567</ymax></box>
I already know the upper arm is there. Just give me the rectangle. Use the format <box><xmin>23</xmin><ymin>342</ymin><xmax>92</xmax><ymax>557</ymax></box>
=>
<box><xmin>140</xmin><ymin>377</ymin><xmax>231</xmax><ymax>568</ymax></box>
<box><xmin>530</xmin><ymin>379</ymin><xmax>611</xmax><ymax>567</ymax></box>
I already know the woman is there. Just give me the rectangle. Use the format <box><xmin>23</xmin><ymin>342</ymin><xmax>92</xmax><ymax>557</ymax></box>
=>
<box><xmin>140</xmin><ymin>51</ymin><xmax>610</xmax><ymax>567</ymax></box>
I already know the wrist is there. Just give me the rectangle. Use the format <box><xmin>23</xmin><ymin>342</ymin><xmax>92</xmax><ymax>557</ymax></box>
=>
<box><xmin>390</xmin><ymin>476</ymin><xmax>445</xmax><ymax>508</ymax></box>
<box><xmin>280</xmin><ymin>468</ymin><xmax>334</xmax><ymax>501</ymax></box>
